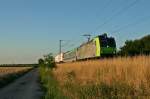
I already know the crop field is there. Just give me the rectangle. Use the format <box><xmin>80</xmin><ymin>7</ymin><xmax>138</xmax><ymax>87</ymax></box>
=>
<box><xmin>0</xmin><ymin>67</ymin><xmax>32</xmax><ymax>77</ymax></box>
<box><xmin>46</xmin><ymin>56</ymin><xmax>150</xmax><ymax>99</ymax></box>
<box><xmin>0</xmin><ymin>66</ymin><xmax>33</xmax><ymax>88</ymax></box>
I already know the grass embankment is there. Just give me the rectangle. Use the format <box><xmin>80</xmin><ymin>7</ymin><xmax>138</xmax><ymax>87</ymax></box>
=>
<box><xmin>0</xmin><ymin>67</ymin><xmax>33</xmax><ymax>88</ymax></box>
<box><xmin>40</xmin><ymin>56</ymin><xmax>150</xmax><ymax>99</ymax></box>
<box><xmin>55</xmin><ymin>56</ymin><xmax>150</xmax><ymax>99</ymax></box>
<box><xmin>39</xmin><ymin>67</ymin><xmax>67</xmax><ymax>99</ymax></box>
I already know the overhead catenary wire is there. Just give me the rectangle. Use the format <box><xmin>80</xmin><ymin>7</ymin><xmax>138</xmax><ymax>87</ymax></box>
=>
<box><xmin>96</xmin><ymin>0</ymin><xmax>112</xmax><ymax>13</ymax></box>
<box><xmin>61</xmin><ymin>38</ymin><xmax>83</xmax><ymax>51</ymax></box>
<box><xmin>80</xmin><ymin>0</ymin><xmax>113</xmax><ymax>37</ymax></box>
<box><xmin>94</xmin><ymin>0</ymin><xmax>139</xmax><ymax>33</ymax></box>
<box><xmin>60</xmin><ymin>0</ymin><xmax>140</xmax><ymax>52</ymax></box>
<box><xmin>111</xmin><ymin>15</ymin><xmax>150</xmax><ymax>34</ymax></box>
<box><xmin>61</xmin><ymin>40</ymin><xmax>71</xmax><ymax>47</ymax></box>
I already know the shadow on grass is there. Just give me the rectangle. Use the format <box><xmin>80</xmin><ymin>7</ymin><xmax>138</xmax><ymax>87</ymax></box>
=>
<box><xmin>0</xmin><ymin>68</ymin><xmax>33</xmax><ymax>89</ymax></box>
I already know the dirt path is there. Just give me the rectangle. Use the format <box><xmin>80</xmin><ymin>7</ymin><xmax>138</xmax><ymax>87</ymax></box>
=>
<box><xmin>0</xmin><ymin>68</ymin><xmax>43</xmax><ymax>99</ymax></box>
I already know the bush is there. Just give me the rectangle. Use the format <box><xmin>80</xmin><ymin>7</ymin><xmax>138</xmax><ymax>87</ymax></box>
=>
<box><xmin>38</xmin><ymin>53</ymin><xmax>56</xmax><ymax>69</ymax></box>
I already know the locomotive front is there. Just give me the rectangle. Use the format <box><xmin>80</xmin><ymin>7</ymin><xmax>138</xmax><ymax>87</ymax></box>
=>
<box><xmin>98</xmin><ymin>33</ymin><xmax>116</xmax><ymax>56</ymax></box>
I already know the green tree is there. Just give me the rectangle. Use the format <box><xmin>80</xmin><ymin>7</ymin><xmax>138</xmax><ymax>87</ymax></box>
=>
<box><xmin>44</xmin><ymin>53</ymin><xmax>56</xmax><ymax>68</ymax></box>
<box><xmin>38</xmin><ymin>58</ymin><xmax>45</xmax><ymax>67</ymax></box>
<box><xmin>119</xmin><ymin>35</ymin><xmax>150</xmax><ymax>56</ymax></box>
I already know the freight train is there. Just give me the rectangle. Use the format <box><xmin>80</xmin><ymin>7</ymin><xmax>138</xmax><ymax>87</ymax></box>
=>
<box><xmin>55</xmin><ymin>33</ymin><xmax>116</xmax><ymax>63</ymax></box>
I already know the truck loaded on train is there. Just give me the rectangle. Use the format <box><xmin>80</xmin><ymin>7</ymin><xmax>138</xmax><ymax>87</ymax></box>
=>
<box><xmin>55</xmin><ymin>33</ymin><xmax>116</xmax><ymax>63</ymax></box>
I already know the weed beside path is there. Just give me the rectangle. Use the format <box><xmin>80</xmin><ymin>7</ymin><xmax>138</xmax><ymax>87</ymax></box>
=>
<box><xmin>39</xmin><ymin>67</ymin><xmax>68</xmax><ymax>99</ymax></box>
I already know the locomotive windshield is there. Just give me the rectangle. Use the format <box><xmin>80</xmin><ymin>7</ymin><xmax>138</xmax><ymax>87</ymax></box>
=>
<box><xmin>100</xmin><ymin>38</ymin><xmax>107</xmax><ymax>47</ymax></box>
<box><xmin>108</xmin><ymin>38</ymin><xmax>116</xmax><ymax>47</ymax></box>
<box><xmin>99</xmin><ymin>35</ymin><xmax>116</xmax><ymax>47</ymax></box>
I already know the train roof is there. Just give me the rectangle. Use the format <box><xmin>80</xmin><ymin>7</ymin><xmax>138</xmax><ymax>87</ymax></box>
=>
<box><xmin>77</xmin><ymin>35</ymin><xmax>99</xmax><ymax>48</ymax></box>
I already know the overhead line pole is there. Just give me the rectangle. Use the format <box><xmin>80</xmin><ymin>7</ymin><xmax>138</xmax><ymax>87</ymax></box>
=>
<box><xmin>59</xmin><ymin>40</ymin><xmax>63</xmax><ymax>54</ymax></box>
<box><xmin>59</xmin><ymin>40</ymin><xmax>70</xmax><ymax>54</ymax></box>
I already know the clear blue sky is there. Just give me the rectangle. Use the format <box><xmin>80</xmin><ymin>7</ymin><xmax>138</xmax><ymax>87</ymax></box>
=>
<box><xmin>0</xmin><ymin>0</ymin><xmax>150</xmax><ymax>64</ymax></box>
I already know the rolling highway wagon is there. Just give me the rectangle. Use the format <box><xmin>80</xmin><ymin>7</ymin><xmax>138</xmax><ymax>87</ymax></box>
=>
<box><xmin>55</xmin><ymin>33</ymin><xmax>116</xmax><ymax>62</ymax></box>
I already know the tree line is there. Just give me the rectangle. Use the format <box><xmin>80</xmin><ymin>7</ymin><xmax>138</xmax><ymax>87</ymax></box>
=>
<box><xmin>118</xmin><ymin>34</ymin><xmax>150</xmax><ymax>56</ymax></box>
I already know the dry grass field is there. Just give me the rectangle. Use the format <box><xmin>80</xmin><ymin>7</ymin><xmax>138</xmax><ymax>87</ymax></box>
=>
<box><xmin>0</xmin><ymin>67</ymin><xmax>32</xmax><ymax>77</ymax></box>
<box><xmin>0</xmin><ymin>66</ymin><xmax>33</xmax><ymax>88</ymax></box>
<box><xmin>52</xmin><ymin>56</ymin><xmax>150</xmax><ymax>98</ymax></box>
